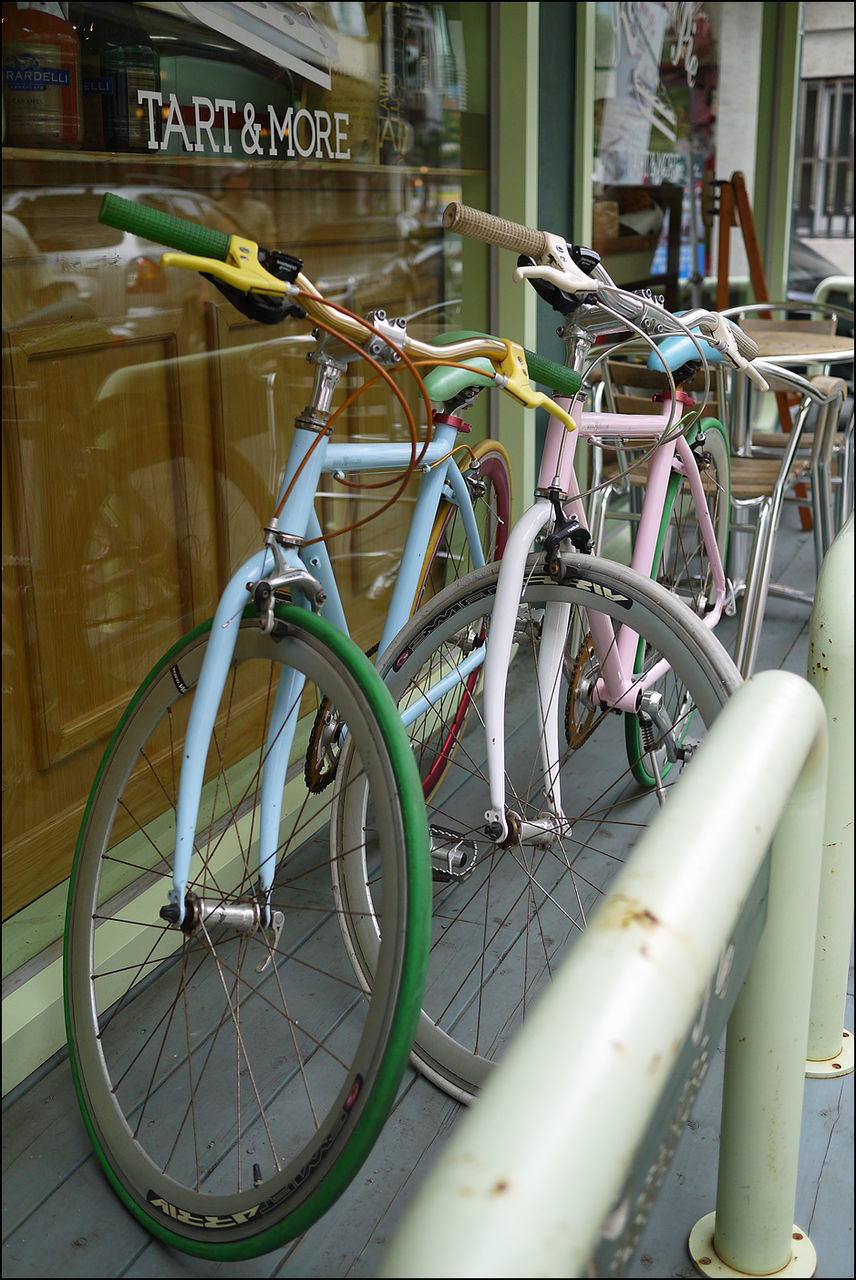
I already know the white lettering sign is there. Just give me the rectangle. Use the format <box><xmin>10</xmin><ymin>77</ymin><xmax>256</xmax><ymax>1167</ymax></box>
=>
<box><xmin>138</xmin><ymin>91</ymin><xmax>350</xmax><ymax>160</ymax></box>
<box><xmin>268</xmin><ymin>105</ymin><xmax>350</xmax><ymax>159</ymax></box>
<box><xmin>670</xmin><ymin>1</ymin><xmax>700</xmax><ymax>88</ymax></box>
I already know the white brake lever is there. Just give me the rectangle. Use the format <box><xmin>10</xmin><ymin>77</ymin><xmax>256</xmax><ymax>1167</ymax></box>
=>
<box><xmin>743</xmin><ymin>361</ymin><xmax>770</xmax><ymax>392</ymax></box>
<box><xmin>513</xmin><ymin>261</ymin><xmax>603</xmax><ymax>295</ymax></box>
<box><xmin>699</xmin><ymin>312</ymin><xmax>738</xmax><ymax>355</ymax></box>
<box><xmin>700</xmin><ymin>313</ymin><xmax>770</xmax><ymax>392</ymax></box>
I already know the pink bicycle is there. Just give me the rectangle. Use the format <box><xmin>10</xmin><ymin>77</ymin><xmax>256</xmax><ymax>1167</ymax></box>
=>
<box><xmin>334</xmin><ymin>202</ymin><xmax>770</xmax><ymax>1102</ymax></box>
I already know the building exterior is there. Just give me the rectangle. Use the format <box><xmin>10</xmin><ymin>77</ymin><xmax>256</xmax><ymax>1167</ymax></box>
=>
<box><xmin>794</xmin><ymin>2</ymin><xmax>854</xmax><ymax>274</ymax></box>
<box><xmin>2</xmin><ymin>1</ymin><xmax>853</xmax><ymax>1093</ymax></box>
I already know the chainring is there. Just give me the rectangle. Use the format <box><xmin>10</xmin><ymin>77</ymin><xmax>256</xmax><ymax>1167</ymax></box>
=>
<box><xmin>304</xmin><ymin>643</ymin><xmax>378</xmax><ymax>792</ymax></box>
<box><xmin>565</xmin><ymin>632</ymin><xmax>606</xmax><ymax>749</ymax></box>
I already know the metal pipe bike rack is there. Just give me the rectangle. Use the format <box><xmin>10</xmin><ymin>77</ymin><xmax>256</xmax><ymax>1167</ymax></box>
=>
<box><xmin>380</xmin><ymin>661</ymin><xmax>839</xmax><ymax>1277</ymax></box>
<box><xmin>805</xmin><ymin>512</ymin><xmax>854</xmax><ymax>1076</ymax></box>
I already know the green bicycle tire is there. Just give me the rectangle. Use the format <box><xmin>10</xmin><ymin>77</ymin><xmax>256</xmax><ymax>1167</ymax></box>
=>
<box><xmin>64</xmin><ymin>603</ymin><xmax>429</xmax><ymax>1259</ymax></box>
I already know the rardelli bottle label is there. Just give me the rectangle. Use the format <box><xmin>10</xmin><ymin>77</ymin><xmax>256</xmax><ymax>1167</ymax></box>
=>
<box><xmin>4</xmin><ymin>56</ymin><xmax>71</xmax><ymax>89</ymax></box>
<box><xmin>3</xmin><ymin>47</ymin><xmax>82</xmax><ymax>145</ymax></box>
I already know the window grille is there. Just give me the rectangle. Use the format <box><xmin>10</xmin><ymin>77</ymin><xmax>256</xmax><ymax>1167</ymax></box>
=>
<box><xmin>793</xmin><ymin>78</ymin><xmax>854</xmax><ymax>239</ymax></box>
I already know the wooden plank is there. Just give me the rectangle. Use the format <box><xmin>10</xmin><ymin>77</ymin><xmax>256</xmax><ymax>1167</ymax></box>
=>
<box><xmin>1</xmin><ymin>1058</ymin><xmax>93</xmax><ymax>1238</ymax></box>
<box><xmin>3</xmin><ymin>519</ymin><xmax>848</xmax><ymax>1280</ymax></box>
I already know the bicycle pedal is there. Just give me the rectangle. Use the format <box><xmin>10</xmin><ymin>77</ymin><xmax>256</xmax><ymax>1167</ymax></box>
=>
<box><xmin>429</xmin><ymin>825</ymin><xmax>478</xmax><ymax>881</ymax></box>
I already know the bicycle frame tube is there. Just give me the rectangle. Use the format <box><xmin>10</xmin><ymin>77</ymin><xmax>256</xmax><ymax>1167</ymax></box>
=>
<box><xmin>670</xmin><ymin>433</ymin><xmax>728</xmax><ymax>626</ymax></box>
<box><xmin>257</xmin><ymin>661</ymin><xmax>307</xmax><ymax>901</ymax></box>
<box><xmin>576</xmin><ymin>398</ymin><xmax>728</xmax><ymax>626</ymax></box>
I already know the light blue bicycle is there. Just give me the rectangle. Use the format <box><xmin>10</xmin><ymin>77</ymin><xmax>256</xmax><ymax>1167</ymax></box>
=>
<box><xmin>63</xmin><ymin>195</ymin><xmax>580</xmax><ymax>1258</ymax></box>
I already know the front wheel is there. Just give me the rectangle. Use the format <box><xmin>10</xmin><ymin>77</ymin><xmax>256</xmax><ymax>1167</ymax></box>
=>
<box><xmin>334</xmin><ymin>554</ymin><xmax>740</xmax><ymax>1103</ymax></box>
<box><xmin>64</xmin><ymin>605</ymin><xmax>430</xmax><ymax>1259</ymax></box>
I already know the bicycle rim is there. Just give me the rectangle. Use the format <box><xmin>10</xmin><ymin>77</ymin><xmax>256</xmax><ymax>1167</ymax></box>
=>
<box><xmin>64</xmin><ymin>605</ymin><xmax>429</xmax><ymax>1258</ymax></box>
<box><xmin>334</xmin><ymin>555</ymin><xmax>740</xmax><ymax>1103</ymax></box>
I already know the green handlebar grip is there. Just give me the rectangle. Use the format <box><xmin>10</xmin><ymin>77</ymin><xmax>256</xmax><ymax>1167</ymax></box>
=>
<box><xmin>523</xmin><ymin>349</ymin><xmax>582</xmax><ymax>398</ymax></box>
<box><xmin>431</xmin><ymin>330</ymin><xmax>581</xmax><ymax>399</ymax></box>
<box><xmin>99</xmin><ymin>192</ymin><xmax>232</xmax><ymax>260</ymax></box>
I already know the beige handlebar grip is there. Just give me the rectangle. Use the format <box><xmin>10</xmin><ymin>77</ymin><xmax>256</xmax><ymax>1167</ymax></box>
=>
<box><xmin>443</xmin><ymin>202</ymin><xmax>550</xmax><ymax>258</ymax></box>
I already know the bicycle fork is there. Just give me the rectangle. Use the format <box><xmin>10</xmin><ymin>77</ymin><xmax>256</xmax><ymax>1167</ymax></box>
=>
<box><xmin>470</xmin><ymin>496</ymin><xmax>690</xmax><ymax>852</ymax></box>
<box><xmin>164</xmin><ymin>361</ymin><xmax>347</xmax><ymax>935</ymax></box>
<box><xmin>163</xmin><ymin>540</ymin><xmax>304</xmax><ymax>939</ymax></box>
<box><xmin>482</xmin><ymin>498</ymin><xmax>570</xmax><ymax>846</ymax></box>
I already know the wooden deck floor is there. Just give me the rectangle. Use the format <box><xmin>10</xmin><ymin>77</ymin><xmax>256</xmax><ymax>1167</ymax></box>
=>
<box><xmin>3</xmin><ymin>506</ymin><xmax>853</xmax><ymax>1279</ymax></box>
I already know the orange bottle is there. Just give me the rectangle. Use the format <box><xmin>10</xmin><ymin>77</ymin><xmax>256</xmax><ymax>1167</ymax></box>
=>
<box><xmin>2</xmin><ymin>2</ymin><xmax>83</xmax><ymax>147</ymax></box>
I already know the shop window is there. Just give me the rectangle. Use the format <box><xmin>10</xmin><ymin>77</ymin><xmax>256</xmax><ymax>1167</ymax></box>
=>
<box><xmin>592</xmin><ymin>1</ymin><xmax>721</xmax><ymax>307</ymax></box>
<box><xmin>2</xmin><ymin>1</ymin><xmax>490</xmax><ymax>920</ymax></box>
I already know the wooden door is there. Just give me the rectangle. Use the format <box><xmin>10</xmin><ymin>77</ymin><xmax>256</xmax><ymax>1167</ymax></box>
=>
<box><xmin>2</xmin><ymin>308</ymin><xmax>219</xmax><ymax>917</ymax></box>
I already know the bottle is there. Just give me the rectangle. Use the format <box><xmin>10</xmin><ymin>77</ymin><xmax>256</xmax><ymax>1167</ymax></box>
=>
<box><xmin>78</xmin><ymin>13</ymin><xmax>106</xmax><ymax>150</ymax></box>
<box><xmin>2</xmin><ymin>2</ymin><xmax>83</xmax><ymax>148</ymax></box>
<box><xmin>96</xmin><ymin>6</ymin><xmax>160</xmax><ymax>152</ymax></box>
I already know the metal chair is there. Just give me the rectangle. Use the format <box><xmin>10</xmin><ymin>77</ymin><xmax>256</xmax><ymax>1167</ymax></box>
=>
<box><xmin>726</xmin><ymin>362</ymin><xmax>848</xmax><ymax>676</ymax></box>
<box><xmin>722</xmin><ymin>296</ymin><xmax>854</xmax><ymax>539</ymax></box>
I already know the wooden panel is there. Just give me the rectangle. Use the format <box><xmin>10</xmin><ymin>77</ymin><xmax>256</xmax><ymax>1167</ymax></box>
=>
<box><xmin>204</xmin><ymin>302</ymin><xmax>317</xmax><ymax>576</ymax></box>
<box><xmin>327</xmin><ymin>368</ymin><xmax>429</xmax><ymax>649</ymax></box>
<box><xmin>2</xmin><ymin>310</ymin><xmax>219</xmax><ymax>918</ymax></box>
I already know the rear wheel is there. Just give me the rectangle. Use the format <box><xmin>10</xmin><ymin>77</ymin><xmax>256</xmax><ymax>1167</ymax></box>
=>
<box><xmin>413</xmin><ymin>438</ymin><xmax>512</xmax><ymax>609</ymax></box>
<box><xmin>627</xmin><ymin>418</ymin><xmax>731</xmax><ymax>785</ymax></box>
<box><xmin>64</xmin><ymin>605</ymin><xmax>430</xmax><ymax>1258</ymax></box>
<box><xmin>410</xmin><ymin>439</ymin><xmax>511</xmax><ymax>798</ymax></box>
<box><xmin>305</xmin><ymin>439</ymin><xmax>511</xmax><ymax>797</ymax></box>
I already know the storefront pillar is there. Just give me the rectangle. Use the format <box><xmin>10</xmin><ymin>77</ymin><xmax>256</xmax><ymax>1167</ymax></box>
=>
<box><xmin>494</xmin><ymin>1</ymin><xmax>540</xmax><ymax>510</ymax></box>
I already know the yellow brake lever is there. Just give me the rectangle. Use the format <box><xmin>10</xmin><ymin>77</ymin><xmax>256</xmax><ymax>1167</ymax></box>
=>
<box><xmin>161</xmin><ymin>234</ymin><xmax>293</xmax><ymax>296</ymax></box>
<box><xmin>495</xmin><ymin>341</ymin><xmax>576</xmax><ymax>431</ymax></box>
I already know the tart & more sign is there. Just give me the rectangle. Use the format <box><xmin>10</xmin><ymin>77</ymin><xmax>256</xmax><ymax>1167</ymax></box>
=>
<box><xmin>138</xmin><ymin>90</ymin><xmax>351</xmax><ymax>160</ymax></box>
